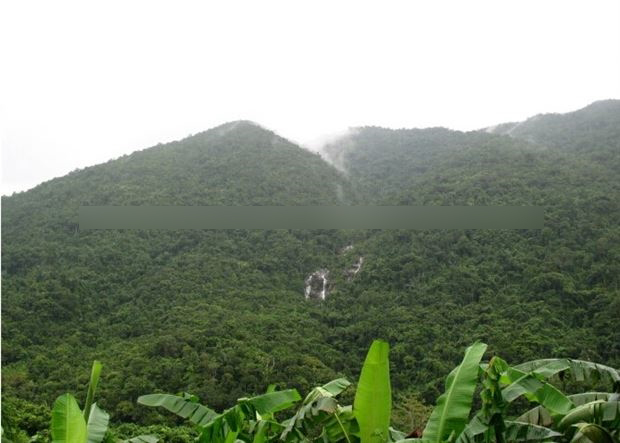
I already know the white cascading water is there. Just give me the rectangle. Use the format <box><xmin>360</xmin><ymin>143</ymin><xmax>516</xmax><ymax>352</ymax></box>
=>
<box><xmin>351</xmin><ymin>256</ymin><xmax>363</xmax><ymax>277</ymax></box>
<box><xmin>305</xmin><ymin>269</ymin><xmax>329</xmax><ymax>300</ymax></box>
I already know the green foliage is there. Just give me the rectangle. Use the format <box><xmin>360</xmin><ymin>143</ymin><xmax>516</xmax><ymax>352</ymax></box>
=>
<box><xmin>421</xmin><ymin>342</ymin><xmax>487</xmax><ymax>443</ymax></box>
<box><xmin>454</xmin><ymin>352</ymin><xmax>620</xmax><ymax>443</ymax></box>
<box><xmin>557</xmin><ymin>399</ymin><xmax>620</xmax><ymax>432</ymax></box>
<box><xmin>133</xmin><ymin>341</ymin><xmax>618</xmax><ymax>443</ymax></box>
<box><xmin>137</xmin><ymin>394</ymin><xmax>218</xmax><ymax>426</ymax></box>
<box><xmin>353</xmin><ymin>340</ymin><xmax>391</xmax><ymax>443</ymax></box>
<box><xmin>281</xmin><ymin>378</ymin><xmax>354</xmax><ymax>442</ymax></box>
<box><xmin>51</xmin><ymin>394</ymin><xmax>87</xmax><ymax>443</ymax></box>
<box><xmin>139</xmin><ymin>388</ymin><xmax>303</xmax><ymax>443</ymax></box>
<box><xmin>2</xmin><ymin>101</ymin><xmax>620</xmax><ymax>435</ymax></box>
<box><xmin>86</xmin><ymin>404</ymin><xmax>110</xmax><ymax>443</ymax></box>
<box><xmin>84</xmin><ymin>362</ymin><xmax>103</xmax><ymax>422</ymax></box>
<box><xmin>8</xmin><ymin>339</ymin><xmax>620</xmax><ymax>443</ymax></box>
<box><xmin>121</xmin><ymin>437</ymin><xmax>159</xmax><ymax>443</ymax></box>
<box><xmin>513</xmin><ymin>358</ymin><xmax>620</xmax><ymax>386</ymax></box>
<box><xmin>391</xmin><ymin>391</ymin><xmax>432</xmax><ymax>436</ymax></box>
<box><xmin>110</xmin><ymin>424</ymin><xmax>194</xmax><ymax>443</ymax></box>
<box><xmin>570</xmin><ymin>422</ymin><xmax>616</xmax><ymax>443</ymax></box>
<box><xmin>47</xmin><ymin>362</ymin><xmax>154</xmax><ymax>443</ymax></box>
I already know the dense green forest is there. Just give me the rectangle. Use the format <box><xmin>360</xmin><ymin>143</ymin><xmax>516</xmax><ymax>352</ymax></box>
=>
<box><xmin>2</xmin><ymin>101</ymin><xmax>619</xmax><ymax>441</ymax></box>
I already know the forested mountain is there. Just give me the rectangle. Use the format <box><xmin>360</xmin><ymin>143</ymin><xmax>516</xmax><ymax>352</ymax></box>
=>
<box><xmin>2</xmin><ymin>101</ymin><xmax>619</xmax><ymax>438</ymax></box>
<box><xmin>487</xmin><ymin>99</ymin><xmax>620</xmax><ymax>153</ymax></box>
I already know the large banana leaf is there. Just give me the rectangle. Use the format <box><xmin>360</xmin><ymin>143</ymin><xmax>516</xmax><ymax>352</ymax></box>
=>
<box><xmin>454</xmin><ymin>417</ymin><xmax>561</xmax><ymax>443</ymax></box>
<box><xmin>513</xmin><ymin>359</ymin><xmax>620</xmax><ymax>386</ymax></box>
<box><xmin>558</xmin><ymin>400</ymin><xmax>620</xmax><ymax>431</ymax></box>
<box><xmin>503</xmin><ymin>421</ymin><xmax>562</xmax><ymax>441</ymax></box>
<box><xmin>322</xmin><ymin>378</ymin><xmax>352</xmax><ymax>397</ymax></box>
<box><xmin>197</xmin><ymin>405</ymin><xmax>244</xmax><ymax>443</ymax></box>
<box><xmin>515</xmin><ymin>405</ymin><xmax>554</xmax><ymax>427</ymax></box>
<box><xmin>421</xmin><ymin>341</ymin><xmax>487</xmax><ymax>443</ymax></box>
<box><xmin>51</xmin><ymin>394</ymin><xmax>87</xmax><ymax>443</ymax></box>
<box><xmin>140</xmin><ymin>390</ymin><xmax>299</xmax><ymax>443</ymax></box>
<box><xmin>501</xmin><ymin>369</ymin><xmax>574</xmax><ymax>416</ymax></box>
<box><xmin>453</xmin><ymin>416</ymin><xmax>489</xmax><ymax>443</ymax></box>
<box><xmin>354</xmin><ymin>340</ymin><xmax>391</xmax><ymax>443</ymax></box>
<box><xmin>322</xmin><ymin>405</ymin><xmax>358</xmax><ymax>443</ymax></box>
<box><xmin>121</xmin><ymin>436</ymin><xmax>159</xmax><ymax>443</ymax></box>
<box><xmin>281</xmin><ymin>378</ymin><xmax>351</xmax><ymax>441</ymax></box>
<box><xmin>242</xmin><ymin>389</ymin><xmax>301</xmax><ymax>415</ymax></box>
<box><xmin>86</xmin><ymin>403</ymin><xmax>109</xmax><ymax>443</ymax></box>
<box><xmin>570</xmin><ymin>423</ymin><xmax>615</xmax><ymax>443</ymax></box>
<box><xmin>570</xmin><ymin>392</ymin><xmax>614</xmax><ymax>406</ymax></box>
<box><xmin>137</xmin><ymin>394</ymin><xmax>218</xmax><ymax>425</ymax></box>
<box><xmin>251</xmin><ymin>420</ymin><xmax>269</xmax><ymax>443</ymax></box>
<box><xmin>247</xmin><ymin>416</ymin><xmax>286</xmax><ymax>443</ymax></box>
<box><xmin>83</xmin><ymin>361</ymin><xmax>102</xmax><ymax>422</ymax></box>
<box><xmin>245</xmin><ymin>390</ymin><xmax>301</xmax><ymax>443</ymax></box>
<box><xmin>516</xmin><ymin>393</ymin><xmax>615</xmax><ymax>428</ymax></box>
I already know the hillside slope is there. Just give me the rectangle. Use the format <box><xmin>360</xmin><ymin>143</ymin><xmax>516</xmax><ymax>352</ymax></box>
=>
<box><xmin>2</xmin><ymin>122</ymin><xmax>358</xmax><ymax>422</ymax></box>
<box><xmin>2</xmin><ymin>104</ymin><xmax>619</xmax><ymax>433</ymax></box>
<box><xmin>319</xmin><ymin>101</ymin><xmax>619</xmax><ymax>387</ymax></box>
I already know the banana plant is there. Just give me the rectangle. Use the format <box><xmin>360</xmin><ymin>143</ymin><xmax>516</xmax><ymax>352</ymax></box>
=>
<box><xmin>134</xmin><ymin>342</ymin><xmax>619</xmax><ymax>443</ymax></box>
<box><xmin>391</xmin><ymin>343</ymin><xmax>620</xmax><ymax>443</ymax></box>
<box><xmin>281</xmin><ymin>377</ymin><xmax>355</xmax><ymax>442</ymax></box>
<box><xmin>51</xmin><ymin>361</ymin><xmax>109</xmax><ymax>443</ymax></box>
<box><xmin>455</xmin><ymin>356</ymin><xmax>620</xmax><ymax>443</ymax></box>
<box><xmin>398</xmin><ymin>342</ymin><xmax>487</xmax><ymax>443</ymax></box>
<box><xmin>138</xmin><ymin>388</ymin><xmax>301</xmax><ymax>443</ymax></box>
<box><xmin>354</xmin><ymin>340</ymin><xmax>392</xmax><ymax>443</ymax></box>
<box><xmin>280</xmin><ymin>341</ymin><xmax>392</xmax><ymax>443</ymax></box>
<box><xmin>508</xmin><ymin>360</ymin><xmax>620</xmax><ymax>442</ymax></box>
<box><xmin>393</xmin><ymin>342</ymin><xmax>488</xmax><ymax>443</ymax></box>
<box><xmin>51</xmin><ymin>361</ymin><xmax>157</xmax><ymax>443</ymax></box>
<box><xmin>139</xmin><ymin>366</ymin><xmax>357</xmax><ymax>442</ymax></box>
<box><xmin>453</xmin><ymin>356</ymin><xmax>564</xmax><ymax>443</ymax></box>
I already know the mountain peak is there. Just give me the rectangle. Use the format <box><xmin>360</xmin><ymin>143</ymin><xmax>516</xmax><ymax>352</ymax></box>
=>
<box><xmin>207</xmin><ymin>120</ymin><xmax>271</xmax><ymax>137</ymax></box>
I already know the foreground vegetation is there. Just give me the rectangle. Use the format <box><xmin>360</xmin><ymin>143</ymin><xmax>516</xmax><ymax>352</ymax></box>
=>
<box><xmin>4</xmin><ymin>341</ymin><xmax>618</xmax><ymax>443</ymax></box>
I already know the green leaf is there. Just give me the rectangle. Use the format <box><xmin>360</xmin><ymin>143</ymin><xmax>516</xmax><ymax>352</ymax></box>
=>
<box><xmin>503</xmin><ymin>421</ymin><xmax>561</xmax><ymax>441</ymax></box>
<box><xmin>570</xmin><ymin>423</ymin><xmax>615</xmax><ymax>443</ymax></box>
<box><xmin>515</xmin><ymin>405</ymin><xmax>554</xmax><ymax>427</ymax></box>
<box><xmin>453</xmin><ymin>415</ymin><xmax>488</xmax><ymax>443</ymax></box>
<box><xmin>51</xmin><ymin>394</ymin><xmax>87</xmax><ymax>443</ymax></box>
<box><xmin>422</xmin><ymin>341</ymin><xmax>487</xmax><ymax>443</ymax></box>
<box><xmin>501</xmin><ymin>370</ymin><xmax>574</xmax><ymax>415</ymax></box>
<box><xmin>516</xmin><ymin>393</ymin><xmax>616</xmax><ymax>428</ymax></box>
<box><xmin>569</xmin><ymin>392</ymin><xmax>613</xmax><ymax>406</ymax></box>
<box><xmin>322</xmin><ymin>405</ymin><xmax>358</xmax><ymax>443</ymax></box>
<box><xmin>321</xmin><ymin>378</ymin><xmax>352</xmax><ymax>397</ymax></box>
<box><xmin>281</xmin><ymin>379</ymin><xmax>352</xmax><ymax>441</ymax></box>
<box><xmin>242</xmin><ymin>389</ymin><xmax>301</xmax><ymax>414</ymax></box>
<box><xmin>251</xmin><ymin>420</ymin><xmax>269</xmax><ymax>443</ymax></box>
<box><xmin>83</xmin><ymin>361</ymin><xmax>102</xmax><ymax>422</ymax></box>
<box><xmin>513</xmin><ymin>359</ymin><xmax>620</xmax><ymax>386</ymax></box>
<box><xmin>122</xmin><ymin>436</ymin><xmax>159</xmax><ymax>443</ymax></box>
<box><xmin>558</xmin><ymin>400</ymin><xmax>620</xmax><ymax>431</ymax></box>
<box><xmin>354</xmin><ymin>340</ymin><xmax>392</xmax><ymax>443</ymax></box>
<box><xmin>389</xmin><ymin>426</ymin><xmax>407</xmax><ymax>442</ymax></box>
<box><xmin>86</xmin><ymin>403</ymin><xmax>109</xmax><ymax>443</ymax></box>
<box><xmin>198</xmin><ymin>406</ymin><xmax>244</xmax><ymax>443</ymax></box>
<box><xmin>138</xmin><ymin>393</ymin><xmax>218</xmax><ymax>426</ymax></box>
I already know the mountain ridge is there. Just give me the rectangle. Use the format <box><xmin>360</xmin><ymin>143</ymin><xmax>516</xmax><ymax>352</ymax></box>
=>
<box><xmin>5</xmin><ymin>99</ymin><xmax>618</xmax><ymax>197</ymax></box>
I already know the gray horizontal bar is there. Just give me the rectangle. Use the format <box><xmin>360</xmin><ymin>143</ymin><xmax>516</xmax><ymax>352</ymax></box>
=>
<box><xmin>78</xmin><ymin>206</ymin><xmax>544</xmax><ymax>230</ymax></box>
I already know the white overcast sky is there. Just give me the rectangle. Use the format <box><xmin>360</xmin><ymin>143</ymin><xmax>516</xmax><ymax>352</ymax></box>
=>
<box><xmin>1</xmin><ymin>0</ymin><xmax>619</xmax><ymax>195</ymax></box>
